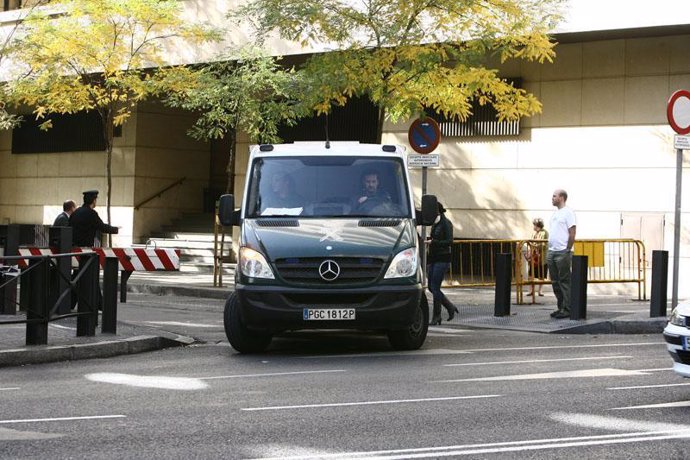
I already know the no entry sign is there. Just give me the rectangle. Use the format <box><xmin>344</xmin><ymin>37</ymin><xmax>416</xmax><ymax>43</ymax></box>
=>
<box><xmin>667</xmin><ymin>90</ymin><xmax>690</xmax><ymax>134</ymax></box>
<box><xmin>408</xmin><ymin>117</ymin><xmax>441</xmax><ymax>154</ymax></box>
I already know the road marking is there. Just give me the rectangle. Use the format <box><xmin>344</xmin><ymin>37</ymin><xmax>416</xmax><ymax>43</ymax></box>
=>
<box><xmin>436</xmin><ymin>368</ymin><xmax>650</xmax><ymax>383</ymax></box>
<box><xmin>551</xmin><ymin>412</ymin><xmax>690</xmax><ymax>432</ymax></box>
<box><xmin>608</xmin><ymin>382</ymin><xmax>690</xmax><ymax>390</ymax></box>
<box><xmin>145</xmin><ymin>321</ymin><xmax>220</xmax><ymax>328</ymax></box>
<box><xmin>86</xmin><ymin>373</ymin><xmax>208</xmax><ymax>390</ymax></box>
<box><xmin>0</xmin><ymin>415</ymin><xmax>126</xmax><ymax>424</ymax></box>
<box><xmin>49</xmin><ymin>323</ymin><xmax>75</xmax><ymax>331</ymax></box>
<box><xmin>250</xmin><ymin>430</ymin><xmax>690</xmax><ymax>459</ymax></box>
<box><xmin>462</xmin><ymin>342</ymin><xmax>661</xmax><ymax>353</ymax></box>
<box><xmin>200</xmin><ymin>370</ymin><xmax>346</xmax><ymax>380</ymax></box>
<box><xmin>444</xmin><ymin>355</ymin><xmax>631</xmax><ymax>367</ymax></box>
<box><xmin>428</xmin><ymin>326</ymin><xmax>473</xmax><ymax>334</ymax></box>
<box><xmin>241</xmin><ymin>394</ymin><xmax>500</xmax><ymax>412</ymax></box>
<box><xmin>611</xmin><ymin>401</ymin><xmax>690</xmax><ymax>410</ymax></box>
<box><xmin>0</xmin><ymin>387</ymin><xmax>20</xmax><ymax>391</ymax></box>
<box><xmin>0</xmin><ymin>427</ymin><xmax>62</xmax><ymax>441</ymax></box>
<box><xmin>301</xmin><ymin>349</ymin><xmax>473</xmax><ymax>359</ymax></box>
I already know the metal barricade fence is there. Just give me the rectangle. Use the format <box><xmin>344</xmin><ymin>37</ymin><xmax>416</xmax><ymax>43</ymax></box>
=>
<box><xmin>434</xmin><ymin>239</ymin><xmax>646</xmax><ymax>305</ymax></box>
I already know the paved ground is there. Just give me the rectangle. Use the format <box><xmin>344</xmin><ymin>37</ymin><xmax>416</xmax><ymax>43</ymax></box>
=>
<box><xmin>0</xmin><ymin>267</ymin><xmax>670</xmax><ymax>367</ymax></box>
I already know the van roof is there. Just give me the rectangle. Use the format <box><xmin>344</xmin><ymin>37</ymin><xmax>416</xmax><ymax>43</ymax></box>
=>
<box><xmin>249</xmin><ymin>142</ymin><xmax>407</xmax><ymax>159</ymax></box>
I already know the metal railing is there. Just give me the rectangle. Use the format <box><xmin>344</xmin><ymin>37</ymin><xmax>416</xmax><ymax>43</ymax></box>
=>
<box><xmin>437</xmin><ymin>238</ymin><xmax>647</xmax><ymax>304</ymax></box>
<box><xmin>0</xmin><ymin>251</ymin><xmax>119</xmax><ymax>345</ymax></box>
<box><xmin>134</xmin><ymin>176</ymin><xmax>186</xmax><ymax>210</ymax></box>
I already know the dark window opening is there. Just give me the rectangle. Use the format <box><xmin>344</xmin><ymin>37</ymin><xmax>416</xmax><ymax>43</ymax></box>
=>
<box><xmin>278</xmin><ymin>96</ymin><xmax>378</xmax><ymax>144</ymax></box>
<box><xmin>12</xmin><ymin>111</ymin><xmax>122</xmax><ymax>154</ymax></box>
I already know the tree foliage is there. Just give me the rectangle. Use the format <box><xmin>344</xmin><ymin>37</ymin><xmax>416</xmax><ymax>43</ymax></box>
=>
<box><xmin>9</xmin><ymin>0</ymin><xmax>219</xmax><ymax>230</ymax></box>
<box><xmin>165</xmin><ymin>47</ymin><xmax>302</xmax><ymax>193</ymax></box>
<box><xmin>236</xmin><ymin>0</ymin><xmax>564</xmax><ymax>138</ymax></box>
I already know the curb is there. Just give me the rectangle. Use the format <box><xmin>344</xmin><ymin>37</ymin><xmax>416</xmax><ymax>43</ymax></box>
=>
<box><xmin>0</xmin><ymin>334</ymin><xmax>193</xmax><ymax>368</ymax></box>
<box><xmin>556</xmin><ymin>318</ymin><xmax>668</xmax><ymax>335</ymax></box>
<box><xmin>127</xmin><ymin>283</ymin><xmax>230</xmax><ymax>300</ymax></box>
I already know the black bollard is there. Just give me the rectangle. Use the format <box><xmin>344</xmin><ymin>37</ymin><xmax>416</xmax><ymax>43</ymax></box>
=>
<box><xmin>102</xmin><ymin>256</ymin><xmax>118</xmax><ymax>334</ymax></box>
<box><xmin>76</xmin><ymin>253</ymin><xmax>99</xmax><ymax>337</ymax></box>
<box><xmin>650</xmin><ymin>250</ymin><xmax>669</xmax><ymax>317</ymax></box>
<box><xmin>570</xmin><ymin>255</ymin><xmax>588</xmax><ymax>320</ymax></box>
<box><xmin>49</xmin><ymin>226</ymin><xmax>73</xmax><ymax>315</ymax></box>
<box><xmin>494</xmin><ymin>253</ymin><xmax>512</xmax><ymax>316</ymax></box>
<box><xmin>26</xmin><ymin>257</ymin><xmax>50</xmax><ymax>345</ymax></box>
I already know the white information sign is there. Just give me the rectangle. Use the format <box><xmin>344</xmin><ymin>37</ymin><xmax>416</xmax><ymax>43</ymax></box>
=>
<box><xmin>675</xmin><ymin>135</ymin><xmax>690</xmax><ymax>150</ymax></box>
<box><xmin>408</xmin><ymin>154</ymin><xmax>440</xmax><ymax>168</ymax></box>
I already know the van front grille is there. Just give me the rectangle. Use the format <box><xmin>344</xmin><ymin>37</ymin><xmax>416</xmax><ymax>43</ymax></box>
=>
<box><xmin>274</xmin><ymin>257</ymin><xmax>385</xmax><ymax>285</ymax></box>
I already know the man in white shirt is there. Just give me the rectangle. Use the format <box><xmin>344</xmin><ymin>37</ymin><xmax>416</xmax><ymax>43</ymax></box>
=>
<box><xmin>547</xmin><ymin>189</ymin><xmax>577</xmax><ymax>319</ymax></box>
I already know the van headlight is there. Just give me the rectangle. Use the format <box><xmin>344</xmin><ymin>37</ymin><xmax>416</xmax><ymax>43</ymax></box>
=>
<box><xmin>239</xmin><ymin>247</ymin><xmax>275</xmax><ymax>279</ymax></box>
<box><xmin>669</xmin><ymin>308</ymin><xmax>687</xmax><ymax>327</ymax></box>
<box><xmin>384</xmin><ymin>247</ymin><xmax>417</xmax><ymax>279</ymax></box>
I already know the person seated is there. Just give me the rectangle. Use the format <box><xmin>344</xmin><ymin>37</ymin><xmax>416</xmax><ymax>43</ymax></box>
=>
<box><xmin>261</xmin><ymin>172</ymin><xmax>304</xmax><ymax>215</ymax></box>
<box><xmin>352</xmin><ymin>169</ymin><xmax>392</xmax><ymax>215</ymax></box>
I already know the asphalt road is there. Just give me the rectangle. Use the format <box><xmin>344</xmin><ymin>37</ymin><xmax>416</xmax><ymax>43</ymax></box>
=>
<box><xmin>1</xmin><ymin>294</ymin><xmax>688</xmax><ymax>459</ymax></box>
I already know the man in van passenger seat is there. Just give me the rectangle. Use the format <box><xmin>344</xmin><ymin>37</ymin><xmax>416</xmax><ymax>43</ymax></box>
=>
<box><xmin>264</xmin><ymin>172</ymin><xmax>304</xmax><ymax>210</ymax></box>
<box><xmin>353</xmin><ymin>170</ymin><xmax>391</xmax><ymax>213</ymax></box>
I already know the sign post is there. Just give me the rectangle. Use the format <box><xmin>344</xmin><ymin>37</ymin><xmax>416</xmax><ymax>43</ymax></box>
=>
<box><xmin>666</xmin><ymin>90</ymin><xmax>690</xmax><ymax>308</ymax></box>
<box><xmin>408</xmin><ymin>117</ymin><xmax>442</xmax><ymax>283</ymax></box>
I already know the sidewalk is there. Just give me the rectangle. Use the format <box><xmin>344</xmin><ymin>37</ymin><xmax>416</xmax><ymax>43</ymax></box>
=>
<box><xmin>0</xmin><ymin>267</ymin><xmax>668</xmax><ymax>367</ymax></box>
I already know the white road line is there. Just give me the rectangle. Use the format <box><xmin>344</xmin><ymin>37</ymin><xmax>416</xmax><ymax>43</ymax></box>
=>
<box><xmin>49</xmin><ymin>324</ymin><xmax>75</xmax><ymax>331</ymax></box>
<box><xmin>86</xmin><ymin>373</ymin><xmax>208</xmax><ymax>390</ymax></box>
<box><xmin>0</xmin><ymin>415</ymin><xmax>126</xmax><ymax>425</ymax></box>
<box><xmin>435</xmin><ymin>368</ymin><xmax>650</xmax><ymax>383</ymax></box>
<box><xmin>612</xmin><ymin>401</ymin><xmax>690</xmax><ymax>410</ymax></box>
<box><xmin>428</xmin><ymin>327</ymin><xmax>473</xmax><ymax>334</ymax></box>
<box><xmin>0</xmin><ymin>387</ymin><xmax>20</xmax><ymax>391</ymax></box>
<box><xmin>444</xmin><ymin>355</ymin><xmax>631</xmax><ymax>367</ymax></box>
<box><xmin>462</xmin><ymin>342</ymin><xmax>661</xmax><ymax>353</ymax></box>
<box><xmin>199</xmin><ymin>370</ymin><xmax>346</xmax><ymax>380</ymax></box>
<box><xmin>301</xmin><ymin>349</ymin><xmax>473</xmax><ymax>359</ymax></box>
<box><xmin>608</xmin><ymin>382</ymin><xmax>690</xmax><ymax>390</ymax></box>
<box><xmin>251</xmin><ymin>430</ymin><xmax>690</xmax><ymax>460</ymax></box>
<box><xmin>145</xmin><ymin>321</ymin><xmax>220</xmax><ymax>328</ymax></box>
<box><xmin>241</xmin><ymin>394</ymin><xmax>500</xmax><ymax>412</ymax></box>
<box><xmin>551</xmin><ymin>411</ymin><xmax>690</xmax><ymax>432</ymax></box>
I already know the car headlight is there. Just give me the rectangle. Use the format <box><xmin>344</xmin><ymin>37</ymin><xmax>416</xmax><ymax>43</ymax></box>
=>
<box><xmin>239</xmin><ymin>247</ymin><xmax>275</xmax><ymax>279</ymax></box>
<box><xmin>669</xmin><ymin>308</ymin><xmax>687</xmax><ymax>327</ymax></box>
<box><xmin>384</xmin><ymin>247</ymin><xmax>418</xmax><ymax>279</ymax></box>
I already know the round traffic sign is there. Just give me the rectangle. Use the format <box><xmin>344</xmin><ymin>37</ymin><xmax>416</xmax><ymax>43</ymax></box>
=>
<box><xmin>408</xmin><ymin>117</ymin><xmax>441</xmax><ymax>154</ymax></box>
<box><xmin>667</xmin><ymin>90</ymin><xmax>690</xmax><ymax>135</ymax></box>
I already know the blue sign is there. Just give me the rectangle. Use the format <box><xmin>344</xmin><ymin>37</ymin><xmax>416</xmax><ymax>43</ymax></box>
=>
<box><xmin>408</xmin><ymin>118</ymin><xmax>441</xmax><ymax>154</ymax></box>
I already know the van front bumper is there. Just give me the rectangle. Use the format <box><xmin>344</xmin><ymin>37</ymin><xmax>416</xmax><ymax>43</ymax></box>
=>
<box><xmin>235</xmin><ymin>283</ymin><xmax>423</xmax><ymax>333</ymax></box>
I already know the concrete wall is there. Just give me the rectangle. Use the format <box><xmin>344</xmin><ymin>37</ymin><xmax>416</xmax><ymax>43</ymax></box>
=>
<box><xmin>382</xmin><ymin>34</ymin><xmax>690</xmax><ymax>296</ymax></box>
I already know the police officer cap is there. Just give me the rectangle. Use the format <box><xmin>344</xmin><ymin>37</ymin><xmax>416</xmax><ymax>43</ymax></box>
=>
<box><xmin>83</xmin><ymin>189</ymin><xmax>99</xmax><ymax>199</ymax></box>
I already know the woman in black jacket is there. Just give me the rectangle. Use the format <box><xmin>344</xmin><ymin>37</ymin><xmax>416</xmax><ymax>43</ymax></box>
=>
<box><xmin>427</xmin><ymin>202</ymin><xmax>459</xmax><ymax>325</ymax></box>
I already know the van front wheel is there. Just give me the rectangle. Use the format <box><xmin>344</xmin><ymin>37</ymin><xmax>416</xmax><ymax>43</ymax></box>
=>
<box><xmin>387</xmin><ymin>295</ymin><xmax>429</xmax><ymax>350</ymax></box>
<box><xmin>224</xmin><ymin>292</ymin><xmax>272</xmax><ymax>353</ymax></box>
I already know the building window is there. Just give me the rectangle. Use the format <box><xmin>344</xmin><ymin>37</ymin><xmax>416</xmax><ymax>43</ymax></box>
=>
<box><xmin>11</xmin><ymin>111</ymin><xmax>122</xmax><ymax>154</ymax></box>
<box><xmin>427</xmin><ymin>78</ymin><xmax>522</xmax><ymax>137</ymax></box>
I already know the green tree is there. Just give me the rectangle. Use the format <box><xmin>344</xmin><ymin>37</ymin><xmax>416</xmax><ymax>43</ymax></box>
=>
<box><xmin>236</xmin><ymin>0</ymin><xmax>563</xmax><ymax>140</ymax></box>
<box><xmin>164</xmin><ymin>47</ymin><xmax>301</xmax><ymax>195</ymax></box>
<box><xmin>9</xmin><ymin>0</ymin><xmax>219</xmax><ymax>236</ymax></box>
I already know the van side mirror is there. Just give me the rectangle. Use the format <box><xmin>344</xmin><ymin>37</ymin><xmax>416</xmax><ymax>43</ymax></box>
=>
<box><xmin>418</xmin><ymin>194</ymin><xmax>439</xmax><ymax>226</ymax></box>
<box><xmin>218</xmin><ymin>194</ymin><xmax>240</xmax><ymax>227</ymax></box>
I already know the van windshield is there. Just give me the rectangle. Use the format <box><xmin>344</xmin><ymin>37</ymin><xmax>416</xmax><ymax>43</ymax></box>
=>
<box><xmin>246</xmin><ymin>156</ymin><xmax>411</xmax><ymax>218</ymax></box>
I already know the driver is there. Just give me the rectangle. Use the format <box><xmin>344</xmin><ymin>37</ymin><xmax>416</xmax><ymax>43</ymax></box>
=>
<box><xmin>353</xmin><ymin>169</ymin><xmax>391</xmax><ymax>213</ymax></box>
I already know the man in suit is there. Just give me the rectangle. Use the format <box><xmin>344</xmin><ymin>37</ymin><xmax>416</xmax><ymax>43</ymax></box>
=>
<box><xmin>53</xmin><ymin>200</ymin><xmax>76</xmax><ymax>226</ymax></box>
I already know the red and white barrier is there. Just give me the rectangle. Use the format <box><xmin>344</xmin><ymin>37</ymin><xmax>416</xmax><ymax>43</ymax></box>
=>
<box><xmin>16</xmin><ymin>247</ymin><xmax>180</xmax><ymax>271</ymax></box>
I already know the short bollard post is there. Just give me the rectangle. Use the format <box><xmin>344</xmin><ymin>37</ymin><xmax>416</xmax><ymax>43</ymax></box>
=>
<box><xmin>570</xmin><ymin>255</ymin><xmax>588</xmax><ymax>320</ymax></box>
<box><xmin>77</xmin><ymin>253</ymin><xmax>98</xmax><ymax>337</ymax></box>
<box><xmin>26</xmin><ymin>257</ymin><xmax>49</xmax><ymax>345</ymax></box>
<box><xmin>494</xmin><ymin>253</ymin><xmax>512</xmax><ymax>316</ymax></box>
<box><xmin>650</xmin><ymin>250</ymin><xmax>669</xmax><ymax>317</ymax></box>
<box><xmin>0</xmin><ymin>269</ymin><xmax>18</xmax><ymax>315</ymax></box>
<box><xmin>120</xmin><ymin>270</ymin><xmax>132</xmax><ymax>303</ymax></box>
<box><xmin>49</xmin><ymin>226</ymin><xmax>73</xmax><ymax>315</ymax></box>
<box><xmin>102</xmin><ymin>256</ymin><xmax>118</xmax><ymax>334</ymax></box>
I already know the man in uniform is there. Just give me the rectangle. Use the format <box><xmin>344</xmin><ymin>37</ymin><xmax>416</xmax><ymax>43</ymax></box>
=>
<box><xmin>69</xmin><ymin>190</ymin><xmax>119</xmax><ymax>247</ymax></box>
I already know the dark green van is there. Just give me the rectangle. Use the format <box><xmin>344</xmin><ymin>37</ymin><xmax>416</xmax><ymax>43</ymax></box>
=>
<box><xmin>218</xmin><ymin>142</ymin><xmax>438</xmax><ymax>353</ymax></box>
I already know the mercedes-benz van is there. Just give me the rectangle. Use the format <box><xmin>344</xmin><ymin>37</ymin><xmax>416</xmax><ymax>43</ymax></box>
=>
<box><xmin>218</xmin><ymin>142</ymin><xmax>438</xmax><ymax>353</ymax></box>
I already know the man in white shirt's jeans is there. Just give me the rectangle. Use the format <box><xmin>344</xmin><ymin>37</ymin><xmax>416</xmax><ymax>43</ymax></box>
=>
<box><xmin>547</xmin><ymin>189</ymin><xmax>577</xmax><ymax>319</ymax></box>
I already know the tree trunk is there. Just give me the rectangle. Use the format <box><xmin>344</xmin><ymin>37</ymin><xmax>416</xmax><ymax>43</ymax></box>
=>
<box><xmin>376</xmin><ymin>106</ymin><xmax>385</xmax><ymax>144</ymax></box>
<box><xmin>101</xmin><ymin>107</ymin><xmax>115</xmax><ymax>247</ymax></box>
<box><xmin>225</xmin><ymin>128</ymin><xmax>237</xmax><ymax>195</ymax></box>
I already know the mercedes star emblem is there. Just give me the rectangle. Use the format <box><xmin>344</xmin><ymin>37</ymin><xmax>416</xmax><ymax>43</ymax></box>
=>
<box><xmin>318</xmin><ymin>260</ymin><xmax>340</xmax><ymax>281</ymax></box>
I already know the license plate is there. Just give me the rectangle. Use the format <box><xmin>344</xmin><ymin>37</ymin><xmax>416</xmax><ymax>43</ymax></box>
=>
<box><xmin>303</xmin><ymin>308</ymin><xmax>356</xmax><ymax>320</ymax></box>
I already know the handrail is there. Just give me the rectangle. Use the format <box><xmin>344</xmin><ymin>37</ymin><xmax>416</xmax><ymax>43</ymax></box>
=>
<box><xmin>134</xmin><ymin>177</ymin><xmax>186</xmax><ymax>210</ymax></box>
